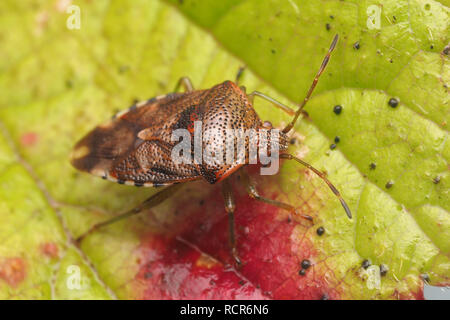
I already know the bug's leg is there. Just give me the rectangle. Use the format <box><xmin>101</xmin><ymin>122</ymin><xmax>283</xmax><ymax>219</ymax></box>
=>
<box><xmin>236</xmin><ymin>66</ymin><xmax>294</xmax><ymax>117</ymax></box>
<box><xmin>280</xmin><ymin>153</ymin><xmax>352</xmax><ymax>219</ymax></box>
<box><xmin>240</xmin><ymin>169</ymin><xmax>313</xmax><ymax>222</ymax></box>
<box><xmin>174</xmin><ymin>77</ymin><xmax>194</xmax><ymax>93</ymax></box>
<box><xmin>76</xmin><ymin>183</ymin><xmax>183</xmax><ymax>244</ymax></box>
<box><xmin>221</xmin><ymin>179</ymin><xmax>242</xmax><ymax>267</ymax></box>
<box><xmin>283</xmin><ymin>35</ymin><xmax>339</xmax><ymax>134</ymax></box>
<box><xmin>247</xmin><ymin>91</ymin><xmax>295</xmax><ymax>117</ymax></box>
<box><xmin>235</xmin><ymin>66</ymin><xmax>246</xmax><ymax>85</ymax></box>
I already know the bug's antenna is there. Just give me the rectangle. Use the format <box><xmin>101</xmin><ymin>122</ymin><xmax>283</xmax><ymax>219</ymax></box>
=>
<box><xmin>280</xmin><ymin>153</ymin><xmax>352</xmax><ymax>219</ymax></box>
<box><xmin>283</xmin><ymin>34</ymin><xmax>339</xmax><ymax>134</ymax></box>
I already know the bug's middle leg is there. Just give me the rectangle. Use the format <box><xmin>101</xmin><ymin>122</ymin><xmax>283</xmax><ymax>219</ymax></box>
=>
<box><xmin>240</xmin><ymin>169</ymin><xmax>313</xmax><ymax>222</ymax></box>
<box><xmin>221</xmin><ymin>179</ymin><xmax>242</xmax><ymax>267</ymax></box>
<box><xmin>174</xmin><ymin>77</ymin><xmax>194</xmax><ymax>93</ymax></box>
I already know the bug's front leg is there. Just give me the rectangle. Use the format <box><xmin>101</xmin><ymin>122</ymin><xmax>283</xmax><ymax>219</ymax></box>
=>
<box><xmin>221</xmin><ymin>179</ymin><xmax>242</xmax><ymax>268</ymax></box>
<box><xmin>240</xmin><ymin>169</ymin><xmax>313</xmax><ymax>222</ymax></box>
<box><xmin>174</xmin><ymin>76</ymin><xmax>194</xmax><ymax>93</ymax></box>
<box><xmin>247</xmin><ymin>91</ymin><xmax>296</xmax><ymax>116</ymax></box>
<box><xmin>76</xmin><ymin>183</ymin><xmax>183</xmax><ymax>244</ymax></box>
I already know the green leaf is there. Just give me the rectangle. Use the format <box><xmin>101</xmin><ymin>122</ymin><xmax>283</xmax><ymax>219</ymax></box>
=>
<box><xmin>0</xmin><ymin>0</ymin><xmax>448</xmax><ymax>299</ymax></box>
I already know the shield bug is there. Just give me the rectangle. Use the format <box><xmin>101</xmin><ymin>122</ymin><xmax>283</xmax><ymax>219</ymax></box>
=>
<box><xmin>71</xmin><ymin>35</ymin><xmax>351</xmax><ymax>266</ymax></box>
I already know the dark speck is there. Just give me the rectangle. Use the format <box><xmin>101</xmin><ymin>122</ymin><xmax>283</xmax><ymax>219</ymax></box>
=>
<box><xmin>433</xmin><ymin>176</ymin><xmax>441</xmax><ymax>184</ymax></box>
<box><xmin>118</xmin><ymin>65</ymin><xmax>129</xmax><ymax>74</ymax></box>
<box><xmin>369</xmin><ymin>162</ymin><xmax>376</xmax><ymax>170</ymax></box>
<box><xmin>443</xmin><ymin>44</ymin><xmax>450</xmax><ymax>55</ymax></box>
<box><xmin>326</xmin><ymin>23</ymin><xmax>331</xmax><ymax>31</ymax></box>
<box><xmin>353</xmin><ymin>41</ymin><xmax>360</xmax><ymax>50</ymax></box>
<box><xmin>321</xmin><ymin>293</ymin><xmax>329</xmax><ymax>300</ymax></box>
<box><xmin>317</xmin><ymin>226</ymin><xmax>325</xmax><ymax>236</ymax></box>
<box><xmin>385</xmin><ymin>180</ymin><xmax>394</xmax><ymax>189</ymax></box>
<box><xmin>333</xmin><ymin>105</ymin><xmax>343</xmax><ymax>115</ymax></box>
<box><xmin>239</xmin><ymin>280</ymin><xmax>245</xmax><ymax>286</ymax></box>
<box><xmin>301</xmin><ymin>259</ymin><xmax>311</xmax><ymax>270</ymax></box>
<box><xmin>65</xmin><ymin>79</ymin><xmax>74</xmax><ymax>89</ymax></box>
<box><xmin>380</xmin><ymin>264</ymin><xmax>388</xmax><ymax>276</ymax></box>
<box><xmin>117</xmin><ymin>179</ymin><xmax>125</xmax><ymax>185</ymax></box>
<box><xmin>362</xmin><ymin>259</ymin><xmax>371</xmax><ymax>269</ymax></box>
<box><xmin>421</xmin><ymin>273</ymin><xmax>430</xmax><ymax>283</ymax></box>
<box><xmin>388</xmin><ymin>98</ymin><xmax>399</xmax><ymax>108</ymax></box>
<box><xmin>330</xmin><ymin>143</ymin><xmax>337</xmax><ymax>150</ymax></box>
<box><xmin>271</xmin><ymin>49</ymin><xmax>276</xmax><ymax>54</ymax></box>
<box><xmin>290</xmin><ymin>138</ymin><xmax>297</xmax><ymax>145</ymax></box>
<box><xmin>334</xmin><ymin>136</ymin><xmax>340</xmax><ymax>143</ymax></box>
<box><xmin>298</xmin><ymin>269</ymin><xmax>306</xmax><ymax>276</ymax></box>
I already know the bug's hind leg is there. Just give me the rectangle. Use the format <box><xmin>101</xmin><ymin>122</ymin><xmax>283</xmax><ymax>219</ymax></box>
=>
<box><xmin>174</xmin><ymin>77</ymin><xmax>194</xmax><ymax>93</ymax></box>
<box><xmin>240</xmin><ymin>169</ymin><xmax>313</xmax><ymax>222</ymax></box>
<box><xmin>222</xmin><ymin>179</ymin><xmax>242</xmax><ymax>267</ymax></box>
<box><xmin>76</xmin><ymin>184</ymin><xmax>183</xmax><ymax>244</ymax></box>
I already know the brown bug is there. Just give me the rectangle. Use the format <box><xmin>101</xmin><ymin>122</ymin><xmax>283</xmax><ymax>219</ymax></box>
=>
<box><xmin>71</xmin><ymin>35</ymin><xmax>351</xmax><ymax>266</ymax></box>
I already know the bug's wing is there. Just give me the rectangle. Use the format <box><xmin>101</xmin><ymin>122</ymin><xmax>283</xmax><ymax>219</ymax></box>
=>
<box><xmin>107</xmin><ymin>138</ymin><xmax>201</xmax><ymax>186</ymax></box>
<box><xmin>71</xmin><ymin>91</ymin><xmax>206</xmax><ymax>186</ymax></box>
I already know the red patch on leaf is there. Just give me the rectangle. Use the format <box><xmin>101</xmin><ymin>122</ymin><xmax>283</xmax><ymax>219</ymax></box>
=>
<box><xmin>0</xmin><ymin>257</ymin><xmax>26</xmax><ymax>287</ymax></box>
<box><xmin>20</xmin><ymin>132</ymin><xmax>38</xmax><ymax>147</ymax></box>
<box><xmin>40</xmin><ymin>242</ymin><xmax>59</xmax><ymax>259</ymax></box>
<box><xmin>135</xmin><ymin>173</ymin><xmax>340</xmax><ymax>300</ymax></box>
<box><xmin>136</xmin><ymin>236</ymin><xmax>266</xmax><ymax>299</ymax></box>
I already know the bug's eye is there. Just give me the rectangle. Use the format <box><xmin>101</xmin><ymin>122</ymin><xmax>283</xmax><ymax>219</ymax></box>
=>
<box><xmin>263</xmin><ymin>121</ymin><xmax>273</xmax><ymax>128</ymax></box>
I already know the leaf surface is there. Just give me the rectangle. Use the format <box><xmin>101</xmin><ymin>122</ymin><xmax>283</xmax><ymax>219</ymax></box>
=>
<box><xmin>0</xmin><ymin>0</ymin><xmax>448</xmax><ymax>299</ymax></box>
